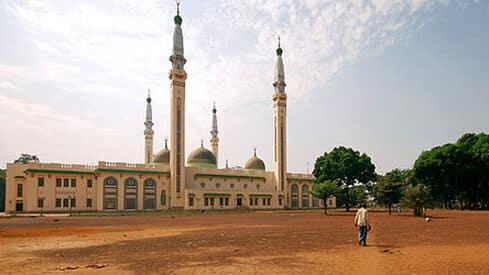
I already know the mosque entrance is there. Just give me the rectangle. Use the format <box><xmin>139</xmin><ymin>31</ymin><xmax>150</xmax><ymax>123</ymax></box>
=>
<box><xmin>15</xmin><ymin>201</ymin><xmax>23</xmax><ymax>212</ymax></box>
<box><xmin>143</xmin><ymin>178</ymin><xmax>156</xmax><ymax>210</ymax></box>
<box><xmin>103</xmin><ymin>177</ymin><xmax>118</xmax><ymax>210</ymax></box>
<box><xmin>301</xmin><ymin>185</ymin><xmax>310</xmax><ymax>208</ymax></box>
<box><xmin>124</xmin><ymin>177</ymin><xmax>138</xmax><ymax>210</ymax></box>
<box><xmin>291</xmin><ymin>184</ymin><xmax>299</xmax><ymax>208</ymax></box>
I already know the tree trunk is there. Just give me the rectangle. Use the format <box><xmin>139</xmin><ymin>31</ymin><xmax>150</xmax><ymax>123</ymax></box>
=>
<box><xmin>388</xmin><ymin>204</ymin><xmax>392</xmax><ymax>215</ymax></box>
<box><xmin>323</xmin><ymin>197</ymin><xmax>328</xmax><ymax>215</ymax></box>
<box><xmin>345</xmin><ymin>186</ymin><xmax>350</xmax><ymax>212</ymax></box>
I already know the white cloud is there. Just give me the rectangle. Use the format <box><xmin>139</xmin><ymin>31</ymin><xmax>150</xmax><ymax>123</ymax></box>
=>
<box><xmin>0</xmin><ymin>81</ymin><xmax>17</xmax><ymax>90</ymax></box>
<box><xmin>0</xmin><ymin>93</ymin><xmax>126</xmax><ymax>164</ymax></box>
<box><xmin>0</xmin><ymin>0</ymin><xmax>479</xmax><ymax>169</ymax></box>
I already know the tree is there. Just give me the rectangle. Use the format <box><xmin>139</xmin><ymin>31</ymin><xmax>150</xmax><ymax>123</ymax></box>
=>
<box><xmin>14</xmin><ymin>154</ymin><xmax>40</xmax><ymax>164</ymax></box>
<box><xmin>335</xmin><ymin>185</ymin><xmax>368</xmax><ymax>209</ymax></box>
<box><xmin>313</xmin><ymin>146</ymin><xmax>377</xmax><ymax>211</ymax></box>
<box><xmin>311</xmin><ymin>180</ymin><xmax>339</xmax><ymax>215</ymax></box>
<box><xmin>375</xmin><ymin>170</ymin><xmax>406</xmax><ymax>214</ymax></box>
<box><xmin>412</xmin><ymin>133</ymin><xmax>489</xmax><ymax>209</ymax></box>
<box><xmin>401</xmin><ymin>184</ymin><xmax>434</xmax><ymax>217</ymax></box>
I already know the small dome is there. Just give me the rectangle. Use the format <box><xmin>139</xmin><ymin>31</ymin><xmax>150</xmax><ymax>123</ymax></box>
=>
<box><xmin>152</xmin><ymin>148</ymin><xmax>170</xmax><ymax>164</ymax></box>
<box><xmin>245</xmin><ymin>149</ymin><xmax>266</xmax><ymax>170</ymax></box>
<box><xmin>152</xmin><ymin>139</ymin><xmax>170</xmax><ymax>164</ymax></box>
<box><xmin>187</xmin><ymin>143</ymin><xmax>216</xmax><ymax>168</ymax></box>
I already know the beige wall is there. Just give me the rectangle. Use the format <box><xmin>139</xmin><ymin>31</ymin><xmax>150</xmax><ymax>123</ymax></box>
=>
<box><xmin>5</xmin><ymin>162</ymin><xmax>335</xmax><ymax>212</ymax></box>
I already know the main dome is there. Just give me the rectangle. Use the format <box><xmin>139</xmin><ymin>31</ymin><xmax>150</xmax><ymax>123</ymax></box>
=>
<box><xmin>187</xmin><ymin>145</ymin><xmax>217</xmax><ymax>168</ymax></box>
<box><xmin>245</xmin><ymin>149</ymin><xmax>265</xmax><ymax>170</ymax></box>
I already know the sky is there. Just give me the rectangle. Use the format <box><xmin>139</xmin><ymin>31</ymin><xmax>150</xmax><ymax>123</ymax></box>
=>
<box><xmin>0</xmin><ymin>0</ymin><xmax>488</xmax><ymax>174</ymax></box>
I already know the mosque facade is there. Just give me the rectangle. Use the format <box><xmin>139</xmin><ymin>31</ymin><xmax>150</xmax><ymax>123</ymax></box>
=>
<box><xmin>4</xmin><ymin>6</ymin><xmax>336</xmax><ymax>213</ymax></box>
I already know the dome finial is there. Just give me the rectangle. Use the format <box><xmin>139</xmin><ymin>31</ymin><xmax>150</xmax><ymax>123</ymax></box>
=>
<box><xmin>200</xmin><ymin>139</ymin><xmax>204</xmax><ymax>148</ymax></box>
<box><xmin>226</xmin><ymin>159</ymin><xmax>229</xmax><ymax>169</ymax></box>
<box><xmin>174</xmin><ymin>0</ymin><xmax>182</xmax><ymax>25</ymax></box>
<box><xmin>164</xmin><ymin>136</ymin><xmax>168</xmax><ymax>149</ymax></box>
<box><xmin>276</xmin><ymin>35</ymin><xmax>283</xmax><ymax>56</ymax></box>
<box><xmin>253</xmin><ymin>146</ymin><xmax>257</xmax><ymax>157</ymax></box>
<box><xmin>212</xmin><ymin>101</ymin><xmax>216</xmax><ymax>113</ymax></box>
<box><xmin>146</xmin><ymin>88</ymin><xmax>152</xmax><ymax>103</ymax></box>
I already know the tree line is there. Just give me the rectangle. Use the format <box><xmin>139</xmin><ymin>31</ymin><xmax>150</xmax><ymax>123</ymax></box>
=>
<box><xmin>312</xmin><ymin>132</ymin><xmax>489</xmax><ymax>216</ymax></box>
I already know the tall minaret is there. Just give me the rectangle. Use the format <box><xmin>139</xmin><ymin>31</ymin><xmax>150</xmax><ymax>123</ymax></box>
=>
<box><xmin>272</xmin><ymin>37</ymin><xmax>287</xmax><ymax>195</ymax></box>
<box><xmin>144</xmin><ymin>89</ymin><xmax>154</xmax><ymax>164</ymax></box>
<box><xmin>210</xmin><ymin>102</ymin><xmax>219</xmax><ymax>166</ymax></box>
<box><xmin>169</xmin><ymin>3</ymin><xmax>186</xmax><ymax>207</ymax></box>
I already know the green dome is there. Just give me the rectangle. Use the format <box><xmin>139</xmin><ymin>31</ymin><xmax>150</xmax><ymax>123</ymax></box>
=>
<box><xmin>187</xmin><ymin>146</ymin><xmax>217</xmax><ymax>168</ymax></box>
<box><xmin>174</xmin><ymin>14</ymin><xmax>182</xmax><ymax>25</ymax></box>
<box><xmin>152</xmin><ymin>139</ymin><xmax>170</xmax><ymax>164</ymax></box>
<box><xmin>152</xmin><ymin>148</ymin><xmax>170</xmax><ymax>164</ymax></box>
<box><xmin>276</xmin><ymin>47</ymin><xmax>283</xmax><ymax>56</ymax></box>
<box><xmin>245</xmin><ymin>156</ymin><xmax>266</xmax><ymax>170</ymax></box>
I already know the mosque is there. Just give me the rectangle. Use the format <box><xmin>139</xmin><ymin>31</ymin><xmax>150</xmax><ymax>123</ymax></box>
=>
<box><xmin>4</xmin><ymin>5</ymin><xmax>336</xmax><ymax>213</ymax></box>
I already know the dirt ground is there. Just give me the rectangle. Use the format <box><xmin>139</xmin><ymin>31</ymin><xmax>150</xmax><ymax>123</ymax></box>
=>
<box><xmin>1</xmin><ymin>209</ymin><xmax>489</xmax><ymax>274</ymax></box>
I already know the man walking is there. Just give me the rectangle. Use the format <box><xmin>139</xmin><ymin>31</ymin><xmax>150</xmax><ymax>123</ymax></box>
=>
<box><xmin>354</xmin><ymin>203</ymin><xmax>369</xmax><ymax>246</ymax></box>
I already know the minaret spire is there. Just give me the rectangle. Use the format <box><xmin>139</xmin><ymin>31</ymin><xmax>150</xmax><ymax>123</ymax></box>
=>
<box><xmin>272</xmin><ymin>36</ymin><xmax>288</xmax><ymax>203</ymax></box>
<box><xmin>144</xmin><ymin>89</ymin><xmax>154</xmax><ymax>164</ymax></box>
<box><xmin>210</xmin><ymin>101</ymin><xmax>219</xmax><ymax>167</ymax></box>
<box><xmin>169</xmin><ymin>1</ymin><xmax>187</xmax><ymax>207</ymax></box>
<box><xmin>274</xmin><ymin>36</ymin><xmax>286</xmax><ymax>93</ymax></box>
<box><xmin>170</xmin><ymin>0</ymin><xmax>185</xmax><ymax>70</ymax></box>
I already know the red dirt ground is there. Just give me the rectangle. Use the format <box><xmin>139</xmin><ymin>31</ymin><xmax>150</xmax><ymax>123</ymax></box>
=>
<box><xmin>1</xmin><ymin>209</ymin><xmax>489</xmax><ymax>274</ymax></box>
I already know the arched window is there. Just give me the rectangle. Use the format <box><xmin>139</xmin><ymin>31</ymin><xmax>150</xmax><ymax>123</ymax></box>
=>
<box><xmin>143</xmin><ymin>178</ymin><xmax>156</xmax><ymax>210</ymax></box>
<box><xmin>103</xmin><ymin>176</ymin><xmax>118</xmax><ymax>210</ymax></box>
<box><xmin>291</xmin><ymin>184</ymin><xmax>299</xmax><ymax>208</ymax></box>
<box><xmin>312</xmin><ymin>196</ymin><xmax>319</xmax><ymax>208</ymax></box>
<box><xmin>302</xmin><ymin>185</ymin><xmax>310</xmax><ymax>208</ymax></box>
<box><xmin>124</xmin><ymin>177</ymin><xmax>138</xmax><ymax>210</ymax></box>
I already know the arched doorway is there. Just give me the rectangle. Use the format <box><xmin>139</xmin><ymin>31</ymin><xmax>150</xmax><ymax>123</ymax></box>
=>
<box><xmin>302</xmin><ymin>185</ymin><xmax>310</xmax><ymax>208</ymax></box>
<box><xmin>124</xmin><ymin>177</ymin><xmax>138</xmax><ymax>210</ymax></box>
<box><xmin>143</xmin><ymin>178</ymin><xmax>156</xmax><ymax>210</ymax></box>
<box><xmin>291</xmin><ymin>184</ymin><xmax>299</xmax><ymax>208</ymax></box>
<box><xmin>103</xmin><ymin>176</ymin><xmax>118</xmax><ymax>210</ymax></box>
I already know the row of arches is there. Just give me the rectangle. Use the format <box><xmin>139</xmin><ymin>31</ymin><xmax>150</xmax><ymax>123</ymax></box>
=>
<box><xmin>290</xmin><ymin>184</ymin><xmax>319</xmax><ymax>208</ymax></box>
<box><xmin>103</xmin><ymin>177</ymin><xmax>162</xmax><ymax>210</ymax></box>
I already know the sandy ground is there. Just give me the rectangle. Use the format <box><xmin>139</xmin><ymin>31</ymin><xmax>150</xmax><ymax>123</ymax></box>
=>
<box><xmin>1</xmin><ymin>209</ymin><xmax>489</xmax><ymax>274</ymax></box>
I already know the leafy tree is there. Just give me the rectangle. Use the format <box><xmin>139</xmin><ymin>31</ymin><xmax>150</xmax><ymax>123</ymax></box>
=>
<box><xmin>335</xmin><ymin>185</ymin><xmax>368</xmax><ymax>209</ymax></box>
<box><xmin>14</xmin><ymin>154</ymin><xmax>40</xmax><ymax>164</ymax></box>
<box><xmin>401</xmin><ymin>184</ymin><xmax>434</xmax><ymax>216</ymax></box>
<box><xmin>412</xmin><ymin>133</ymin><xmax>489</xmax><ymax>209</ymax></box>
<box><xmin>375</xmin><ymin>170</ymin><xmax>406</xmax><ymax>214</ymax></box>
<box><xmin>313</xmin><ymin>146</ymin><xmax>377</xmax><ymax>211</ymax></box>
<box><xmin>311</xmin><ymin>180</ymin><xmax>339</xmax><ymax>215</ymax></box>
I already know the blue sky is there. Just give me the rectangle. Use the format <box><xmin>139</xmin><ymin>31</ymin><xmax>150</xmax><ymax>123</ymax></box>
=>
<box><xmin>0</xmin><ymin>0</ymin><xmax>488</xmax><ymax>174</ymax></box>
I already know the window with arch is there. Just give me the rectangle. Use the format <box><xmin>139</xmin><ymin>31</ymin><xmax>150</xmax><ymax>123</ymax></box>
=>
<box><xmin>200</xmin><ymin>182</ymin><xmax>206</xmax><ymax>188</ymax></box>
<box><xmin>124</xmin><ymin>177</ymin><xmax>138</xmax><ymax>210</ymax></box>
<box><xmin>243</xmin><ymin>183</ymin><xmax>248</xmax><ymax>189</ymax></box>
<box><xmin>215</xmin><ymin>183</ymin><xmax>221</xmax><ymax>188</ymax></box>
<box><xmin>143</xmin><ymin>178</ymin><xmax>156</xmax><ymax>210</ymax></box>
<box><xmin>230</xmin><ymin>183</ymin><xmax>235</xmax><ymax>189</ymax></box>
<box><xmin>312</xmin><ymin>196</ymin><xmax>319</xmax><ymax>208</ymax></box>
<box><xmin>302</xmin><ymin>185</ymin><xmax>310</xmax><ymax>208</ymax></box>
<box><xmin>291</xmin><ymin>184</ymin><xmax>299</xmax><ymax>208</ymax></box>
<box><xmin>103</xmin><ymin>176</ymin><xmax>118</xmax><ymax>210</ymax></box>
<box><xmin>256</xmin><ymin>184</ymin><xmax>261</xmax><ymax>190</ymax></box>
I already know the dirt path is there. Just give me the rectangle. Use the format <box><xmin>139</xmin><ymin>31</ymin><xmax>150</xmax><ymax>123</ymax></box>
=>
<box><xmin>1</xmin><ymin>210</ymin><xmax>489</xmax><ymax>274</ymax></box>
